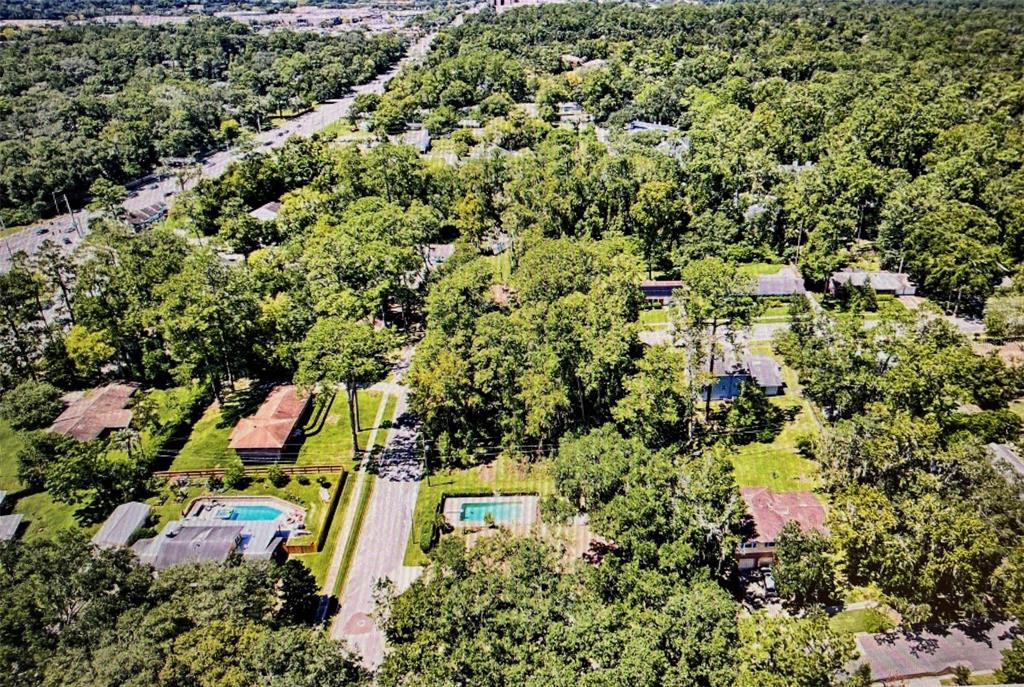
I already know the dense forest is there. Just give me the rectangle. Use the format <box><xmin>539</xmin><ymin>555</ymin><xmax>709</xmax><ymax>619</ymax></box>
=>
<box><xmin>369</xmin><ymin>0</ymin><xmax>1024</xmax><ymax>312</ymax></box>
<box><xmin>0</xmin><ymin>19</ymin><xmax>406</xmax><ymax>224</ymax></box>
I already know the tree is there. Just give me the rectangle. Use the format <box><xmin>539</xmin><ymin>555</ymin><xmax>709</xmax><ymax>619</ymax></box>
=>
<box><xmin>725</xmin><ymin>382</ymin><xmax>785</xmax><ymax>445</ymax></box>
<box><xmin>736</xmin><ymin>612</ymin><xmax>855</xmax><ymax>687</ymax></box>
<box><xmin>0</xmin><ymin>379</ymin><xmax>63</xmax><ymax>430</ymax></box>
<box><xmin>630</xmin><ymin>180</ymin><xmax>685</xmax><ymax>278</ymax></box>
<box><xmin>16</xmin><ymin>430</ymin><xmax>73</xmax><ymax>490</ymax></box>
<box><xmin>774</xmin><ymin>521</ymin><xmax>840</xmax><ymax>607</ymax></box>
<box><xmin>276</xmin><ymin>560</ymin><xmax>319</xmax><ymax>625</ymax></box>
<box><xmin>612</xmin><ymin>344</ymin><xmax>694</xmax><ymax>448</ymax></box>
<box><xmin>295</xmin><ymin>317</ymin><xmax>397</xmax><ymax>451</ymax></box>
<box><xmin>672</xmin><ymin>257</ymin><xmax>760</xmax><ymax>415</ymax></box>
<box><xmin>87</xmin><ymin>177</ymin><xmax>127</xmax><ymax>220</ymax></box>
<box><xmin>1001</xmin><ymin>638</ymin><xmax>1024</xmax><ymax>683</ymax></box>
<box><xmin>64</xmin><ymin>325</ymin><xmax>116</xmax><ymax>379</ymax></box>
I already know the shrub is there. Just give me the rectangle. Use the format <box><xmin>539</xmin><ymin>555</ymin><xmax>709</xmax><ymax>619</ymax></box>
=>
<box><xmin>223</xmin><ymin>462</ymin><xmax>247</xmax><ymax>490</ymax></box>
<box><xmin>296</xmin><ymin>474</ymin><xmax>310</xmax><ymax>485</ymax></box>
<box><xmin>206</xmin><ymin>475</ymin><xmax>223</xmax><ymax>491</ymax></box>
<box><xmin>267</xmin><ymin>465</ymin><xmax>289</xmax><ymax>488</ymax></box>
<box><xmin>419</xmin><ymin>514</ymin><xmax>440</xmax><ymax>554</ymax></box>
<box><xmin>1</xmin><ymin>380</ymin><xmax>64</xmax><ymax>430</ymax></box>
<box><xmin>725</xmin><ymin>382</ymin><xmax>785</xmax><ymax>444</ymax></box>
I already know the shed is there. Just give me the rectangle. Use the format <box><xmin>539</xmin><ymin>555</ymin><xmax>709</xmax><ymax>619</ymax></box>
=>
<box><xmin>93</xmin><ymin>501</ymin><xmax>152</xmax><ymax>549</ymax></box>
<box><xmin>0</xmin><ymin>514</ymin><xmax>23</xmax><ymax>541</ymax></box>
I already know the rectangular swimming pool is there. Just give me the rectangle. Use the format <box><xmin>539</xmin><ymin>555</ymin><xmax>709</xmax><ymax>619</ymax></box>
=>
<box><xmin>459</xmin><ymin>501</ymin><xmax>523</xmax><ymax>524</ymax></box>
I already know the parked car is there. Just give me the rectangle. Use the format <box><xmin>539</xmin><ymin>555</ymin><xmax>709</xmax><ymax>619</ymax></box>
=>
<box><xmin>761</xmin><ymin>566</ymin><xmax>777</xmax><ymax>596</ymax></box>
<box><xmin>35</xmin><ymin>227</ymin><xmax>47</xmax><ymax>235</ymax></box>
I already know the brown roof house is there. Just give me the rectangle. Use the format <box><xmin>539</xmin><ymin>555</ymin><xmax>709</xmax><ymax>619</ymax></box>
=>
<box><xmin>228</xmin><ymin>385</ymin><xmax>311</xmax><ymax>463</ymax></box>
<box><xmin>49</xmin><ymin>383</ymin><xmax>137</xmax><ymax>441</ymax></box>
<box><xmin>738</xmin><ymin>488</ymin><xmax>827</xmax><ymax>570</ymax></box>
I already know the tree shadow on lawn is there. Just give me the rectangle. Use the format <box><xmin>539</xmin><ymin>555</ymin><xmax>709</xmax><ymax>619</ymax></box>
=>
<box><xmin>217</xmin><ymin>383</ymin><xmax>274</xmax><ymax>429</ymax></box>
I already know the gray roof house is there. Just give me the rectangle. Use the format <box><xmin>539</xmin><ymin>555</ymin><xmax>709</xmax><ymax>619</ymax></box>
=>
<box><xmin>0</xmin><ymin>514</ymin><xmax>23</xmax><ymax>541</ymax></box>
<box><xmin>131</xmin><ymin>520</ymin><xmax>284</xmax><ymax>571</ymax></box>
<box><xmin>93</xmin><ymin>501</ymin><xmax>151</xmax><ymax>549</ymax></box>
<box><xmin>707</xmin><ymin>353</ymin><xmax>785</xmax><ymax>401</ymax></box>
<box><xmin>625</xmin><ymin>120</ymin><xmax>679</xmax><ymax>135</ymax></box>
<box><xmin>827</xmin><ymin>269</ymin><xmax>916</xmax><ymax>296</ymax></box>
<box><xmin>756</xmin><ymin>269</ymin><xmax>806</xmax><ymax>297</ymax></box>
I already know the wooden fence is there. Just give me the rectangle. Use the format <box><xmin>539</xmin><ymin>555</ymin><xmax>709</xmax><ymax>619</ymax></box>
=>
<box><xmin>152</xmin><ymin>464</ymin><xmax>344</xmax><ymax>479</ymax></box>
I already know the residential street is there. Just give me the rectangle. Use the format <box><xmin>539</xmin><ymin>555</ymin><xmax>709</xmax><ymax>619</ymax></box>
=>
<box><xmin>330</xmin><ymin>368</ymin><xmax>424</xmax><ymax>669</ymax></box>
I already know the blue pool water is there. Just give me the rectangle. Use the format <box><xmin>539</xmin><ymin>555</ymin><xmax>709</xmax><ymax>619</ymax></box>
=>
<box><xmin>222</xmin><ymin>505</ymin><xmax>283</xmax><ymax>521</ymax></box>
<box><xmin>460</xmin><ymin>501</ymin><xmax>523</xmax><ymax>524</ymax></box>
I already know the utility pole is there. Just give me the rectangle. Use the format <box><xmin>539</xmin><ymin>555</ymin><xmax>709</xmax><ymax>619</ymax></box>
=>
<box><xmin>63</xmin><ymin>194</ymin><xmax>83</xmax><ymax>237</ymax></box>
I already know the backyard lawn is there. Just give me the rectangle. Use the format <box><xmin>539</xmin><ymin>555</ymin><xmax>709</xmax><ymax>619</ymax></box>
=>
<box><xmin>404</xmin><ymin>455</ymin><xmax>555</xmax><ymax>566</ymax></box>
<box><xmin>168</xmin><ymin>389</ymin><xmax>382</xmax><ymax>471</ymax></box>
<box><xmin>640</xmin><ymin>308</ymin><xmax>670</xmax><ymax>327</ymax></box>
<box><xmin>727</xmin><ymin>346</ymin><xmax>822</xmax><ymax>492</ymax></box>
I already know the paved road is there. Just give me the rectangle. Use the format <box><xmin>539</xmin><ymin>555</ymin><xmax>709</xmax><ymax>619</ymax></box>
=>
<box><xmin>0</xmin><ymin>25</ymin><xmax>442</xmax><ymax>271</ymax></box>
<box><xmin>330</xmin><ymin>370</ymin><xmax>423</xmax><ymax>669</ymax></box>
<box><xmin>855</xmin><ymin>620</ymin><xmax>1018</xmax><ymax>682</ymax></box>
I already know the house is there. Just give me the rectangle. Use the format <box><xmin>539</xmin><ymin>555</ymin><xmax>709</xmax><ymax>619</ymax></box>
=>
<box><xmin>49</xmin><ymin>383</ymin><xmax>137</xmax><ymax>441</ymax></box>
<box><xmin>737</xmin><ymin>488</ymin><xmax>827</xmax><ymax>569</ymax></box>
<box><xmin>557</xmin><ymin>101</ymin><xmax>592</xmax><ymax>124</ymax></box>
<box><xmin>755</xmin><ymin>267</ymin><xmax>806</xmax><ymax>298</ymax></box>
<box><xmin>641</xmin><ymin>280</ymin><xmax>683</xmax><ymax>303</ymax></box>
<box><xmin>827</xmin><ymin>269</ymin><xmax>916</xmax><ymax>297</ymax></box>
<box><xmin>707</xmin><ymin>353</ymin><xmax>785</xmax><ymax>401</ymax></box>
<box><xmin>624</xmin><ymin>120</ymin><xmax>679</xmax><ymax>135</ymax></box>
<box><xmin>131</xmin><ymin>520</ymin><xmax>284</xmax><ymax>571</ymax></box>
<box><xmin>249</xmin><ymin>201</ymin><xmax>282</xmax><ymax>222</ymax></box>
<box><xmin>228</xmin><ymin>385</ymin><xmax>311</xmax><ymax>462</ymax></box>
<box><xmin>987</xmin><ymin>443</ymin><xmax>1024</xmax><ymax>482</ymax></box>
<box><xmin>403</xmin><ymin>128</ymin><xmax>431</xmax><ymax>154</ymax></box>
<box><xmin>92</xmin><ymin>501</ymin><xmax>151</xmax><ymax>549</ymax></box>
<box><xmin>0</xmin><ymin>514</ymin><xmax>22</xmax><ymax>541</ymax></box>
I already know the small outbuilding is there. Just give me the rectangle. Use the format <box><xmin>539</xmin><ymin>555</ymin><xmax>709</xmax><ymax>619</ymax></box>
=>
<box><xmin>640</xmin><ymin>280</ymin><xmax>683</xmax><ymax>303</ymax></box>
<box><xmin>0</xmin><ymin>514</ymin><xmax>23</xmax><ymax>542</ymax></box>
<box><xmin>228</xmin><ymin>385</ymin><xmax>311</xmax><ymax>462</ymax></box>
<box><xmin>49</xmin><ymin>383</ymin><xmax>137</xmax><ymax>442</ymax></box>
<box><xmin>92</xmin><ymin>501</ymin><xmax>152</xmax><ymax>549</ymax></box>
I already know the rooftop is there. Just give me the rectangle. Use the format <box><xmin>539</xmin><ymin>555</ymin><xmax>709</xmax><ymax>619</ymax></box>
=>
<box><xmin>711</xmin><ymin>352</ymin><xmax>784</xmax><ymax>389</ymax></box>
<box><xmin>228</xmin><ymin>385</ymin><xmax>310</xmax><ymax>451</ymax></box>
<box><xmin>755</xmin><ymin>267</ymin><xmax>806</xmax><ymax>297</ymax></box>
<box><xmin>92</xmin><ymin>501</ymin><xmax>151</xmax><ymax>549</ymax></box>
<box><xmin>131</xmin><ymin>519</ymin><xmax>284</xmax><ymax>570</ymax></box>
<box><xmin>741</xmin><ymin>488</ymin><xmax>827</xmax><ymax>545</ymax></box>
<box><xmin>249</xmin><ymin>200</ymin><xmax>282</xmax><ymax>222</ymax></box>
<box><xmin>0</xmin><ymin>514</ymin><xmax>23</xmax><ymax>541</ymax></box>
<box><xmin>829</xmin><ymin>269</ymin><xmax>914</xmax><ymax>293</ymax></box>
<box><xmin>49</xmin><ymin>383</ymin><xmax>136</xmax><ymax>441</ymax></box>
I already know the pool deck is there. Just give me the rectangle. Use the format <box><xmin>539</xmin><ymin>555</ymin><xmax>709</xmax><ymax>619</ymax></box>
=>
<box><xmin>442</xmin><ymin>495</ymin><xmax>540</xmax><ymax>529</ymax></box>
<box><xmin>183</xmin><ymin>494</ymin><xmax>306</xmax><ymax>528</ymax></box>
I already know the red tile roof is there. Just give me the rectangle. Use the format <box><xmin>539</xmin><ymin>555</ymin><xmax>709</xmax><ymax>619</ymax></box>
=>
<box><xmin>49</xmin><ymin>383</ymin><xmax>136</xmax><ymax>441</ymax></box>
<box><xmin>228</xmin><ymin>385</ymin><xmax>310</xmax><ymax>451</ymax></box>
<box><xmin>741</xmin><ymin>487</ymin><xmax>827</xmax><ymax>544</ymax></box>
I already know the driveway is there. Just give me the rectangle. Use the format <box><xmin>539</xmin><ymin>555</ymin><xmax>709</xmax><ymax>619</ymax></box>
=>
<box><xmin>855</xmin><ymin>620</ymin><xmax>1018</xmax><ymax>682</ymax></box>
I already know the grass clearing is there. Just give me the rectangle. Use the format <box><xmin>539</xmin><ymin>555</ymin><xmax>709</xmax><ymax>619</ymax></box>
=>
<box><xmin>294</xmin><ymin>470</ymin><xmax>359</xmax><ymax>586</ymax></box>
<box><xmin>727</xmin><ymin>346</ymin><xmax>822</xmax><ymax>492</ymax></box>
<box><xmin>333</xmin><ymin>474</ymin><xmax>376</xmax><ymax>596</ymax></box>
<box><xmin>404</xmin><ymin>455</ymin><xmax>555</xmax><ymax>566</ymax></box>
<box><xmin>640</xmin><ymin>308</ymin><xmax>670</xmax><ymax>326</ymax></box>
<box><xmin>829</xmin><ymin>607</ymin><xmax>894</xmax><ymax>635</ymax></box>
<box><xmin>738</xmin><ymin>262</ymin><xmax>783</xmax><ymax>277</ymax></box>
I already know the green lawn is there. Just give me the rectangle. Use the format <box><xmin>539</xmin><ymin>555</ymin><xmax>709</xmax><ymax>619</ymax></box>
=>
<box><xmin>640</xmin><ymin>308</ymin><xmax>670</xmax><ymax>326</ymax></box>
<box><xmin>0</xmin><ymin>419</ymin><xmax>24</xmax><ymax>491</ymax></box>
<box><xmin>333</xmin><ymin>475</ymin><xmax>375</xmax><ymax>596</ymax></box>
<box><xmin>404</xmin><ymin>455</ymin><xmax>555</xmax><ymax>566</ymax></box>
<box><xmin>829</xmin><ymin>607</ymin><xmax>894</xmax><ymax>635</ymax></box>
<box><xmin>728</xmin><ymin>347</ymin><xmax>822</xmax><ymax>492</ymax></box>
<box><xmin>488</xmin><ymin>251</ymin><xmax>512</xmax><ymax>282</ymax></box>
<box><xmin>940</xmin><ymin>672</ymin><xmax>1001</xmax><ymax>685</ymax></box>
<box><xmin>168</xmin><ymin>389</ymin><xmax>382</xmax><ymax>471</ymax></box>
<box><xmin>738</xmin><ymin>262</ymin><xmax>783</xmax><ymax>277</ymax></box>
